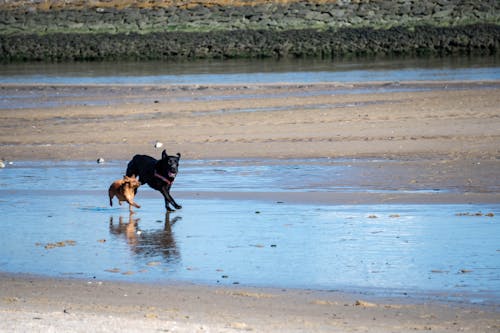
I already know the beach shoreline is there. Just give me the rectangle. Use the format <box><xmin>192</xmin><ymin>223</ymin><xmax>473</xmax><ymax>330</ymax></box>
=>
<box><xmin>1</xmin><ymin>272</ymin><xmax>498</xmax><ymax>333</ymax></box>
<box><xmin>1</xmin><ymin>80</ymin><xmax>499</xmax><ymax>332</ymax></box>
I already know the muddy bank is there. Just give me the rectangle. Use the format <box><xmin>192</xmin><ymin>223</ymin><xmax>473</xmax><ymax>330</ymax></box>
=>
<box><xmin>2</xmin><ymin>24</ymin><xmax>500</xmax><ymax>61</ymax></box>
<box><xmin>2</xmin><ymin>0</ymin><xmax>499</xmax><ymax>34</ymax></box>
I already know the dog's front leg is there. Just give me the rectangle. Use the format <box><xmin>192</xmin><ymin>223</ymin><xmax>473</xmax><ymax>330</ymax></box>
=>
<box><xmin>124</xmin><ymin>193</ymin><xmax>141</xmax><ymax>209</ymax></box>
<box><xmin>161</xmin><ymin>186</ymin><xmax>182</xmax><ymax>211</ymax></box>
<box><xmin>160</xmin><ymin>186</ymin><xmax>174</xmax><ymax>212</ymax></box>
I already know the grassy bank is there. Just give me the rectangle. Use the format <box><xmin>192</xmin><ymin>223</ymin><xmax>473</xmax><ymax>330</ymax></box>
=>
<box><xmin>1</xmin><ymin>24</ymin><xmax>499</xmax><ymax>61</ymax></box>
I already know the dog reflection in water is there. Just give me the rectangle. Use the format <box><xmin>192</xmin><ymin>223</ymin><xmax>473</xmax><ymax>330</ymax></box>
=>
<box><xmin>109</xmin><ymin>213</ymin><xmax>181</xmax><ymax>261</ymax></box>
<box><xmin>109</xmin><ymin>215</ymin><xmax>141</xmax><ymax>246</ymax></box>
<box><xmin>108</xmin><ymin>175</ymin><xmax>141</xmax><ymax>213</ymax></box>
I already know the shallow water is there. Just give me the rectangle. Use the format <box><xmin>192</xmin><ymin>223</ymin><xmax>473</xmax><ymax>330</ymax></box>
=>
<box><xmin>1</xmin><ymin>56</ymin><xmax>499</xmax><ymax>85</ymax></box>
<box><xmin>0</xmin><ymin>160</ymin><xmax>499</xmax><ymax>304</ymax></box>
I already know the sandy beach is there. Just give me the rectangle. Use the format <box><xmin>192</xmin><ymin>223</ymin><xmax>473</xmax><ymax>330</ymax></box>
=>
<box><xmin>1</xmin><ymin>81</ymin><xmax>499</xmax><ymax>332</ymax></box>
<box><xmin>1</xmin><ymin>272</ymin><xmax>499</xmax><ymax>333</ymax></box>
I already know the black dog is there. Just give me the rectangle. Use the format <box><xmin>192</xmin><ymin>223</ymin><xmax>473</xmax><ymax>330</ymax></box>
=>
<box><xmin>126</xmin><ymin>150</ymin><xmax>182</xmax><ymax>212</ymax></box>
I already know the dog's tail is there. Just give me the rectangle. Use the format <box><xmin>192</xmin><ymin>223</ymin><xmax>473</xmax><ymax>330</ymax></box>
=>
<box><xmin>108</xmin><ymin>187</ymin><xmax>113</xmax><ymax>207</ymax></box>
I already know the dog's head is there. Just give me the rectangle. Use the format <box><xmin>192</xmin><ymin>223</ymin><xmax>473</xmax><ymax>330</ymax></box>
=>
<box><xmin>155</xmin><ymin>149</ymin><xmax>181</xmax><ymax>180</ymax></box>
<box><xmin>123</xmin><ymin>175</ymin><xmax>141</xmax><ymax>190</ymax></box>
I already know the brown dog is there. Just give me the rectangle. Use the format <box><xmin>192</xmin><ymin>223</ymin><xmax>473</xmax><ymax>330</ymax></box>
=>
<box><xmin>108</xmin><ymin>175</ymin><xmax>141</xmax><ymax>213</ymax></box>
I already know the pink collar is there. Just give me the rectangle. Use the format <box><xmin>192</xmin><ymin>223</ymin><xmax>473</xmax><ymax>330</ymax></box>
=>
<box><xmin>154</xmin><ymin>171</ymin><xmax>175</xmax><ymax>185</ymax></box>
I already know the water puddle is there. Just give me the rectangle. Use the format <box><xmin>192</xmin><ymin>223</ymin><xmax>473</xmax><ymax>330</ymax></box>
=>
<box><xmin>0</xmin><ymin>160</ymin><xmax>499</xmax><ymax>304</ymax></box>
<box><xmin>192</xmin><ymin>100</ymin><xmax>396</xmax><ymax>116</ymax></box>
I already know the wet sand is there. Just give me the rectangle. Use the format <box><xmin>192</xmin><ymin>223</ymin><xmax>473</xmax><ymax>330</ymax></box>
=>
<box><xmin>1</xmin><ymin>81</ymin><xmax>500</xmax><ymax>331</ymax></box>
<box><xmin>1</xmin><ymin>81</ymin><xmax>499</xmax><ymax>161</ymax></box>
<box><xmin>1</xmin><ymin>272</ymin><xmax>499</xmax><ymax>333</ymax></box>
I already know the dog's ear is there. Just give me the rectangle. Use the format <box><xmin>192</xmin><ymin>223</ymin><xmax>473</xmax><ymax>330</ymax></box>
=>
<box><xmin>177</xmin><ymin>153</ymin><xmax>181</xmax><ymax>159</ymax></box>
<box><xmin>162</xmin><ymin>149</ymin><xmax>168</xmax><ymax>160</ymax></box>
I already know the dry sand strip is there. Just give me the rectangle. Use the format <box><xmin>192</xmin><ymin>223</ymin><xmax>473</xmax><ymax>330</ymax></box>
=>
<box><xmin>0</xmin><ymin>273</ymin><xmax>499</xmax><ymax>333</ymax></box>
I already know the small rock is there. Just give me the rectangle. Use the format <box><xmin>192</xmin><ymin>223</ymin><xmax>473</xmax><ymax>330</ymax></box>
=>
<box><xmin>147</xmin><ymin>261</ymin><xmax>161</xmax><ymax>267</ymax></box>
<box><xmin>355</xmin><ymin>300</ymin><xmax>377</xmax><ymax>307</ymax></box>
<box><xmin>0</xmin><ymin>161</ymin><xmax>5</xmax><ymax>168</ymax></box>
<box><xmin>431</xmin><ymin>269</ymin><xmax>447</xmax><ymax>273</ymax></box>
<box><xmin>229</xmin><ymin>322</ymin><xmax>249</xmax><ymax>330</ymax></box>
<box><xmin>96</xmin><ymin>158</ymin><xmax>105</xmax><ymax>164</ymax></box>
<box><xmin>154</xmin><ymin>141</ymin><xmax>163</xmax><ymax>149</ymax></box>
